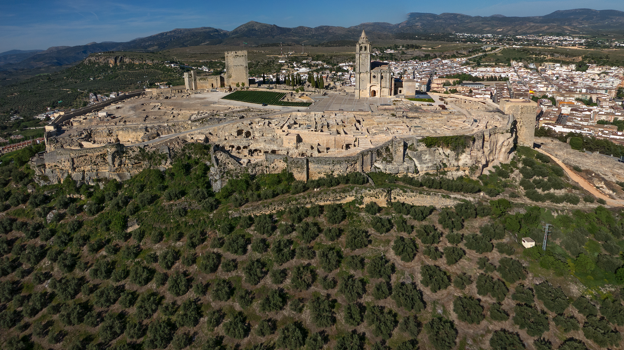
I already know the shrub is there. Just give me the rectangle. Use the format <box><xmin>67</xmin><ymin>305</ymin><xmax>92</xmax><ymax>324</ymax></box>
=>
<box><xmin>205</xmin><ymin>309</ymin><xmax>224</xmax><ymax>329</ymax></box>
<box><xmin>323</xmin><ymin>227</ymin><xmax>342</xmax><ymax>241</ymax></box>
<box><xmin>277</xmin><ymin>322</ymin><xmax>308</xmax><ymax>350</ymax></box>
<box><xmin>343</xmin><ymin>255</ymin><xmax>365</xmax><ymax>271</ymax></box>
<box><xmin>198</xmin><ymin>252</ymin><xmax>221</xmax><ymax>274</ymax></box>
<box><xmin>167</xmin><ymin>272</ymin><xmax>190</xmax><ymax>297</ymax></box>
<box><xmin>570</xmin><ymin>137</ymin><xmax>583</xmax><ymax>150</ymax></box>
<box><xmin>554</xmin><ymin>315</ymin><xmax>580</xmax><ymax>333</ymax></box>
<box><xmin>497</xmin><ymin>257</ymin><xmax>526</xmax><ymax>284</ymax></box>
<box><xmin>223</xmin><ymin>233</ymin><xmax>249</xmax><ymax>255</ymax></box>
<box><xmin>291</xmin><ymin>264</ymin><xmax>316</xmax><ymax>290</ymax></box>
<box><xmin>318</xmin><ymin>246</ymin><xmax>343</xmax><ymax>272</ymax></box>
<box><xmin>424</xmin><ymin>317</ymin><xmax>457</xmax><ymax>350</ymax></box>
<box><xmin>256</xmin><ymin>319</ymin><xmax>276</xmax><ymax>337</ymax></box>
<box><xmin>489</xmin><ymin>330</ymin><xmax>525</xmax><ymax>350</ymax></box>
<box><xmin>270</xmin><ymin>269</ymin><xmax>287</xmax><ymax>285</ymax></box>
<box><xmin>420</xmin><ymin>265</ymin><xmax>451</xmax><ymax>293</ymax></box>
<box><xmin>254</xmin><ymin>214</ymin><xmax>275</xmax><ymax>235</ymax></box>
<box><xmin>476</xmin><ymin>274</ymin><xmax>508</xmax><ymax>302</ymax></box>
<box><xmin>438</xmin><ymin>209</ymin><xmax>463</xmax><ymax>231</ymax></box>
<box><xmin>334</xmin><ymin>331</ymin><xmax>365</xmax><ymax>350</ymax></box>
<box><xmin>490</xmin><ymin>303</ymin><xmax>509</xmax><ymax>321</ymax></box>
<box><xmin>417</xmin><ymin>224</ymin><xmax>442</xmax><ymax>245</ymax></box>
<box><xmin>338</xmin><ymin>274</ymin><xmax>366</xmax><ymax>303</ymax></box>
<box><xmin>308</xmin><ymin>294</ymin><xmax>335</xmax><ymax>328</ymax></box>
<box><xmin>224</xmin><ymin>312</ymin><xmax>250</xmax><ymax>339</ymax></box>
<box><xmin>392</xmin><ymin>282</ymin><xmax>425</xmax><ymax>312</ymax></box>
<box><xmin>424</xmin><ymin>246</ymin><xmax>443</xmax><ymax>260</ymax></box>
<box><xmin>513</xmin><ymin>304</ymin><xmax>550</xmax><ymax>337</ymax></box>
<box><xmin>243</xmin><ymin>259</ymin><xmax>268</xmax><ymax>285</ymax></box>
<box><xmin>297</xmin><ymin>221</ymin><xmax>321</xmax><ymax>244</ymax></box>
<box><xmin>325</xmin><ymin>204</ymin><xmax>346</xmax><ymax>224</ymax></box>
<box><xmin>464</xmin><ymin>234</ymin><xmax>493</xmax><ymax>253</ymax></box>
<box><xmin>211</xmin><ymin>279</ymin><xmax>233</xmax><ymax>301</ymax></box>
<box><xmin>272</xmin><ymin>239</ymin><xmax>295</xmax><ymax>265</ymax></box>
<box><xmin>534</xmin><ymin>282</ymin><xmax>569</xmax><ymax>314</ymax></box>
<box><xmin>392</xmin><ymin>236</ymin><xmax>418</xmax><ymax>262</ymax></box>
<box><xmin>372</xmin><ymin>282</ymin><xmax>392</xmax><ymax>300</ymax></box>
<box><xmin>365</xmin><ymin>305</ymin><xmax>397</xmax><ymax>340</ymax></box>
<box><xmin>176</xmin><ymin>299</ymin><xmax>202</xmax><ymax>327</ymax></box>
<box><xmin>572</xmin><ymin>296</ymin><xmax>597</xmax><ymax>317</ymax></box>
<box><xmin>260</xmin><ymin>289</ymin><xmax>288</xmax><ymax>312</ymax></box>
<box><xmin>394</xmin><ymin>215</ymin><xmax>413</xmax><ymax>233</ymax></box>
<box><xmin>443</xmin><ymin>246</ymin><xmax>465</xmax><ymax>265</ymax></box>
<box><xmin>344</xmin><ymin>303</ymin><xmax>365</xmax><ymax>326</ymax></box>
<box><xmin>367</xmin><ymin>256</ymin><xmax>395</xmax><ymax>281</ymax></box>
<box><xmin>512</xmin><ymin>285</ymin><xmax>534</xmax><ymax>305</ymax></box>
<box><xmin>582</xmin><ymin>316</ymin><xmax>621</xmax><ymax>347</ymax></box>
<box><xmin>453</xmin><ymin>296</ymin><xmax>484</xmax><ymax>324</ymax></box>
<box><xmin>364</xmin><ymin>202</ymin><xmax>380</xmax><ymax>215</ymax></box>
<box><xmin>135</xmin><ymin>292</ymin><xmax>161</xmax><ymax>320</ymax></box>
<box><xmin>600</xmin><ymin>298</ymin><xmax>624</xmax><ymax>326</ymax></box>
<box><xmin>453</xmin><ymin>273</ymin><xmax>472</xmax><ymax>290</ymax></box>
<box><xmin>371</xmin><ymin>217</ymin><xmax>393</xmax><ymax>234</ymax></box>
<box><xmin>345</xmin><ymin>228</ymin><xmax>370</xmax><ymax>250</ymax></box>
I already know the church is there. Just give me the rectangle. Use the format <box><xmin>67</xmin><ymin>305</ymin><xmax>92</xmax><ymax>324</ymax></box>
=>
<box><xmin>355</xmin><ymin>31</ymin><xmax>394</xmax><ymax>99</ymax></box>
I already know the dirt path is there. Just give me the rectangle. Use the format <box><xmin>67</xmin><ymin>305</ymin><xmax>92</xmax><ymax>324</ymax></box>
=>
<box><xmin>536</xmin><ymin>148</ymin><xmax>624</xmax><ymax>207</ymax></box>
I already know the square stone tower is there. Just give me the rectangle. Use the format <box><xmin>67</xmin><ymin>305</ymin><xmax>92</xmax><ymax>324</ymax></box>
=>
<box><xmin>500</xmin><ymin>99</ymin><xmax>538</xmax><ymax>148</ymax></box>
<box><xmin>225</xmin><ymin>51</ymin><xmax>249</xmax><ymax>88</ymax></box>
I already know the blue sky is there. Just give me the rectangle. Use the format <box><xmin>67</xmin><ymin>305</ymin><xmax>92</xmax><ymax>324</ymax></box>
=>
<box><xmin>1</xmin><ymin>0</ymin><xmax>624</xmax><ymax>52</ymax></box>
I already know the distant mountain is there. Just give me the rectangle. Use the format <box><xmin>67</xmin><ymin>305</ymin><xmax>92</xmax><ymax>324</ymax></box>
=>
<box><xmin>0</xmin><ymin>49</ymin><xmax>44</xmax><ymax>66</ymax></box>
<box><xmin>2</xmin><ymin>9</ymin><xmax>624</xmax><ymax>71</ymax></box>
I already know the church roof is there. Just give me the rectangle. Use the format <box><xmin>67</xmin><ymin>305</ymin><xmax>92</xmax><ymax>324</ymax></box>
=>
<box><xmin>358</xmin><ymin>30</ymin><xmax>370</xmax><ymax>44</ymax></box>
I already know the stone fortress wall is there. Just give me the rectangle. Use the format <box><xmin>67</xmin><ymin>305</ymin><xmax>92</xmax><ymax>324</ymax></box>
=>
<box><xmin>255</xmin><ymin>114</ymin><xmax>516</xmax><ymax>182</ymax></box>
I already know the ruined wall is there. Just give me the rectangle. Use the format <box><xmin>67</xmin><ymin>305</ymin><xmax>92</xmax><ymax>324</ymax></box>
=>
<box><xmin>258</xmin><ymin>114</ymin><xmax>515</xmax><ymax>181</ymax></box>
<box><xmin>225</xmin><ymin>51</ymin><xmax>249</xmax><ymax>88</ymax></box>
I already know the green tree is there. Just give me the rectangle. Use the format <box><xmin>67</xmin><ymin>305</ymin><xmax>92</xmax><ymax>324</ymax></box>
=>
<box><xmin>453</xmin><ymin>296</ymin><xmax>484</xmax><ymax>324</ymax></box>
<box><xmin>420</xmin><ymin>265</ymin><xmax>451</xmax><ymax>293</ymax></box>
<box><xmin>424</xmin><ymin>317</ymin><xmax>457</xmax><ymax>350</ymax></box>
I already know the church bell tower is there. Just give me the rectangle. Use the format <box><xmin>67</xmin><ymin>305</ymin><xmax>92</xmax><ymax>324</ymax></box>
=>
<box><xmin>355</xmin><ymin>30</ymin><xmax>371</xmax><ymax>99</ymax></box>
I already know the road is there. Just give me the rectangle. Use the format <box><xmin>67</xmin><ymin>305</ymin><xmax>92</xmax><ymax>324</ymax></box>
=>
<box><xmin>535</xmin><ymin>148</ymin><xmax>624</xmax><ymax>207</ymax></box>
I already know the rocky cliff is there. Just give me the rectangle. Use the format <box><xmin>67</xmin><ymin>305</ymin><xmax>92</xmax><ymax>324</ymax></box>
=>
<box><xmin>84</xmin><ymin>55</ymin><xmax>160</xmax><ymax>66</ymax></box>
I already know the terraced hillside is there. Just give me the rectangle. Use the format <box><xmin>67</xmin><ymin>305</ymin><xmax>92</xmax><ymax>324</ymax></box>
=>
<box><xmin>0</xmin><ymin>144</ymin><xmax>623</xmax><ymax>350</ymax></box>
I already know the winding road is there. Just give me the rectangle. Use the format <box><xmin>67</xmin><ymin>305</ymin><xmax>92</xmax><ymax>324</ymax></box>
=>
<box><xmin>535</xmin><ymin>148</ymin><xmax>624</xmax><ymax>207</ymax></box>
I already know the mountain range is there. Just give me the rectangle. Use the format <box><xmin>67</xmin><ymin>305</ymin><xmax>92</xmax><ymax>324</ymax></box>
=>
<box><xmin>2</xmin><ymin>9</ymin><xmax>624</xmax><ymax>71</ymax></box>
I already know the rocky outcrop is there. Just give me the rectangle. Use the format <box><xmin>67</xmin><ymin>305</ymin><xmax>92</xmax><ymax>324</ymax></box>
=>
<box><xmin>30</xmin><ymin>142</ymin><xmax>173</xmax><ymax>185</ymax></box>
<box><xmin>406</xmin><ymin>128</ymin><xmax>515</xmax><ymax>176</ymax></box>
<box><xmin>84</xmin><ymin>55</ymin><xmax>159</xmax><ymax>66</ymax></box>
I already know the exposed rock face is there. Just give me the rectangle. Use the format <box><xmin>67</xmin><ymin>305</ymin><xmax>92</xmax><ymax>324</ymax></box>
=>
<box><xmin>84</xmin><ymin>55</ymin><xmax>159</xmax><ymax>66</ymax></box>
<box><xmin>406</xmin><ymin>128</ymin><xmax>515</xmax><ymax>176</ymax></box>
<box><xmin>30</xmin><ymin>142</ymin><xmax>171</xmax><ymax>185</ymax></box>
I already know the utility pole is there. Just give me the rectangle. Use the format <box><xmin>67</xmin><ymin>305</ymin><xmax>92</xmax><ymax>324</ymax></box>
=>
<box><xmin>542</xmin><ymin>224</ymin><xmax>552</xmax><ymax>251</ymax></box>
<box><xmin>280</xmin><ymin>42</ymin><xmax>283</xmax><ymax>57</ymax></box>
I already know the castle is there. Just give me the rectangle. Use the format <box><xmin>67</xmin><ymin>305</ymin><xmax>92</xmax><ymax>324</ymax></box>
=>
<box><xmin>355</xmin><ymin>31</ymin><xmax>394</xmax><ymax>99</ymax></box>
<box><xmin>184</xmin><ymin>50</ymin><xmax>249</xmax><ymax>90</ymax></box>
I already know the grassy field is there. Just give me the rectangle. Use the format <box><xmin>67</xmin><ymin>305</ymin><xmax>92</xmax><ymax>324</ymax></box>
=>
<box><xmin>223</xmin><ymin>91</ymin><xmax>311</xmax><ymax>106</ymax></box>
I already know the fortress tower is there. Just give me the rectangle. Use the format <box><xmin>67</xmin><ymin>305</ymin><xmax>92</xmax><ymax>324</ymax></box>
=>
<box><xmin>500</xmin><ymin>99</ymin><xmax>538</xmax><ymax>148</ymax></box>
<box><xmin>225</xmin><ymin>51</ymin><xmax>249</xmax><ymax>88</ymax></box>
